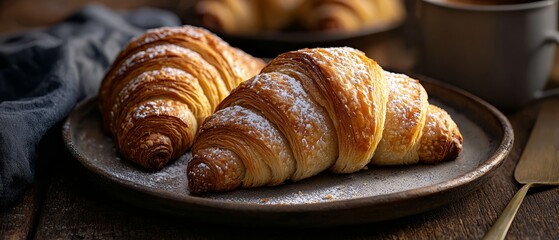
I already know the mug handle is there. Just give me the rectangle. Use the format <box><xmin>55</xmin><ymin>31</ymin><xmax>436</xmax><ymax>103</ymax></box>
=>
<box><xmin>545</xmin><ymin>30</ymin><xmax>559</xmax><ymax>44</ymax></box>
<box><xmin>534</xmin><ymin>31</ymin><xmax>559</xmax><ymax>99</ymax></box>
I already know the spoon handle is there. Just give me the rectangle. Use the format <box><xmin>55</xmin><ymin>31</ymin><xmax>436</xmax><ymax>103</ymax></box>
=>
<box><xmin>483</xmin><ymin>183</ymin><xmax>533</xmax><ymax>240</ymax></box>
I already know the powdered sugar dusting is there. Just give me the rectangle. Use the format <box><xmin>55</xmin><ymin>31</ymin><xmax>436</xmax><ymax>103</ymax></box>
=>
<box><xmin>243</xmin><ymin>72</ymin><xmax>336</xmax><ymax>179</ymax></box>
<box><xmin>110</xmin><ymin>152</ymin><xmax>190</xmax><ymax>191</ymax></box>
<box><xmin>203</xmin><ymin>105</ymin><xmax>295</xmax><ymax>183</ymax></box>
<box><xmin>121</xmin><ymin>67</ymin><xmax>192</xmax><ymax>102</ymax></box>
<box><xmin>137</xmin><ymin>26</ymin><xmax>205</xmax><ymax>45</ymax></box>
<box><xmin>188</xmin><ymin>161</ymin><xmax>211</xmax><ymax>180</ymax></box>
<box><xmin>111</xmin><ymin>67</ymin><xmax>193</xmax><ymax>124</ymax></box>
<box><xmin>208</xmin><ymin>106</ymin><xmax>283</xmax><ymax>151</ymax></box>
<box><xmin>383</xmin><ymin>71</ymin><xmax>424</xmax><ymax>140</ymax></box>
<box><xmin>189</xmin><ymin>147</ymin><xmax>241</xmax><ymax>185</ymax></box>
<box><xmin>223</xmin><ymin>48</ymin><xmax>253</xmax><ymax>81</ymax></box>
<box><xmin>313</xmin><ymin>47</ymin><xmax>373</xmax><ymax>101</ymax></box>
<box><xmin>133</xmin><ymin>100</ymin><xmax>176</xmax><ymax>119</ymax></box>
<box><xmin>149</xmin><ymin>154</ymin><xmax>188</xmax><ymax>184</ymax></box>
<box><xmin>309</xmin><ymin>47</ymin><xmax>381</xmax><ymax>140</ymax></box>
<box><xmin>247</xmin><ymin>73</ymin><xmax>331</xmax><ymax>146</ymax></box>
<box><xmin>424</xmin><ymin>106</ymin><xmax>449</xmax><ymax>138</ymax></box>
<box><xmin>138</xmin><ymin>26</ymin><xmax>259</xmax><ymax>86</ymax></box>
<box><xmin>116</xmin><ymin>44</ymin><xmax>201</xmax><ymax>76</ymax></box>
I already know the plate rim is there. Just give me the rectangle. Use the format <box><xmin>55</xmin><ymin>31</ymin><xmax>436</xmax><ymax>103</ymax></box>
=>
<box><xmin>62</xmin><ymin>75</ymin><xmax>513</xmax><ymax>216</ymax></box>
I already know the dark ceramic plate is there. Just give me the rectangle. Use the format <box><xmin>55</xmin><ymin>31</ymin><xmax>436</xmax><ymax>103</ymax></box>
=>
<box><xmin>62</xmin><ymin>75</ymin><xmax>513</xmax><ymax>227</ymax></box>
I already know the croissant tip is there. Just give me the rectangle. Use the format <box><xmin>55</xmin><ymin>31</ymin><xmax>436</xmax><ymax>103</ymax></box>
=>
<box><xmin>438</xmin><ymin>131</ymin><xmax>464</xmax><ymax>163</ymax></box>
<box><xmin>187</xmin><ymin>160</ymin><xmax>215</xmax><ymax>194</ymax></box>
<box><xmin>147</xmin><ymin>154</ymin><xmax>170</xmax><ymax>171</ymax></box>
<box><xmin>447</xmin><ymin>132</ymin><xmax>464</xmax><ymax>161</ymax></box>
<box><xmin>419</xmin><ymin>130</ymin><xmax>463</xmax><ymax>165</ymax></box>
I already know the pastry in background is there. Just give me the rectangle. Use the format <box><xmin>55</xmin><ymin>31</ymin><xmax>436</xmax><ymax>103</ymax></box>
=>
<box><xmin>299</xmin><ymin>0</ymin><xmax>406</xmax><ymax>32</ymax></box>
<box><xmin>98</xmin><ymin>25</ymin><xmax>265</xmax><ymax>170</ymax></box>
<box><xmin>193</xmin><ymin>0</ymin><xmax>406</xmax><ymax>34</ymax></box>
<box><xmin>194</xmin><ymin>0</ymin><xmax>304</xmax><ymax>34</ymax></box>
<box><xmin>195</xmin><ymin>0</ymin><xmax>260</xmax><ymax>33</ymax></box>
<box><xmin>262</xmin><ymin>0</ymin><xmax>305</xmax><ymax>31</ymax></box>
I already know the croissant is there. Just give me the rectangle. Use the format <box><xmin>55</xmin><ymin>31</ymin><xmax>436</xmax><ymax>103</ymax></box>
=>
<box><xmin>187</xmin><ymin>47</ymin><xmax>463</xmax><ymax>193</ymax></box>
<box><xmin>194</xmin><ymin>0</ymin><xmax>304</xmax><ymax>34</ymax></box>
<box><xmin>299</xmin><ymin>0</ymin><xmax>406</xmax><ymax>31</ymax></box>
<box><xmin>195</xmin><ymin>0</ymin><xmax>259</xmax><ymax>33</ymax></box>
<box><xmin>98</xmin><ymin>26</ymin><xmax>265</xmax><ymax>170</ymax></box>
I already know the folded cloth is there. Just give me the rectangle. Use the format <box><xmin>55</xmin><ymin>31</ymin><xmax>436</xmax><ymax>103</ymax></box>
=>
<box><xmin>0</xmin><ymin>4</ymin><xmax>180</xmax><ymax>207</ymax></box>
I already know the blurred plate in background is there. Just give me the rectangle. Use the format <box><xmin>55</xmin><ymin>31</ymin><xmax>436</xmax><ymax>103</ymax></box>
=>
<box><xmin>181</xmin><ymin>1</ymin><xmax>408</xmax><ymax>58</ymax></box>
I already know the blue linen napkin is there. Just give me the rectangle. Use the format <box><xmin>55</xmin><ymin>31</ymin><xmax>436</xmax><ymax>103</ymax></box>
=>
<box><xmin>0</xmin><ymin>4</ymin><xmax>180</xmax><ymax>207</ymax></box>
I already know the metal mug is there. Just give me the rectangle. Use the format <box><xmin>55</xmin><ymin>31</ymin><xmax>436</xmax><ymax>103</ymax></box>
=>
<box><xmin>417</xmin><ymin>0</ymin><xmax>559</xmax><ymax>110</ymax></box>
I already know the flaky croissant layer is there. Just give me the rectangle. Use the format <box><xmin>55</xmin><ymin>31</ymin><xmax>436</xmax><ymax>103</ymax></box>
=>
<box><xmin>98</xmin><ymin>25</ymin><xmax>265</xmax><ymax>170</ymax></box>
<box><xmin>187</xmin><ymin>47</ymin><xmax>463</xmax><ymax>193</ymax></box>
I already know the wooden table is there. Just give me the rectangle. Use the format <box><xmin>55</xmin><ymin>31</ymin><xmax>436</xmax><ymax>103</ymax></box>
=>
<box><xmin>1</xmin><ymin>2</ymin><xmax>559</xmax><ymax>239</ymax></box>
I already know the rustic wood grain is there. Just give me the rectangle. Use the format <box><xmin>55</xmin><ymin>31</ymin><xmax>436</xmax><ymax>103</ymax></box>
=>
<box><xmin>514</xmin><ymin>99</ymin><xmax>559</xmax><ymax>184</ymax></box>
<box><xmin>0</xmin><ymin>185</ymin><xmax>40</xmax><ymax>240</ymax></box>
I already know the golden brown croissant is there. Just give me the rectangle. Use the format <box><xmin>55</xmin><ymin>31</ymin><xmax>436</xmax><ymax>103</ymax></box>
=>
<box><xmin>187</xmin><ymin>47</ymin><xmax>463</xmax><ymax>193</ymax></box>
<box><xmin>299</xmin><ymin>0</ymin><xmax>406</xmax><ymax>32</ymax></box>
<box><xmin>370</xmin><ymin>72</ymin><xmax>463</xmax><ymax>165</ymax></box>
<box><xmin>98</xmin><ymin>26</ymin><xmax>265</xmax><ymax>170</ymax></box>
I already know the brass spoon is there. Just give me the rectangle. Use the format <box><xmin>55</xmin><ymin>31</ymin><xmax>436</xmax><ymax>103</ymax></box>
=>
<box><xmin>483</xmin><ymin>98</ymin><xmax>559</xmax><ymax>240</ymax></box>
